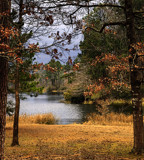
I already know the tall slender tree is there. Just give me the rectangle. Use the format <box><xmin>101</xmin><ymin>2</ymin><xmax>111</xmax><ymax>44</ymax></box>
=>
<box><xmin>11</xmin><ymin>0</ymin><xmax>23</xmax><ymax>146</ymax></box>
<box><xmin>125</xmin><ymin>0</ymin><xmax>143</xmax><ymax>153</ymax></box>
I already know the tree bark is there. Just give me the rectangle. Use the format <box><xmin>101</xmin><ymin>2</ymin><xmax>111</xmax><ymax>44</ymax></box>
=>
<box><xmin>0</xmin><ymin>56</ymin><xmax>8</xmax><ymax>160</ymax></box>
<box><xmin>0</xmin><ymin>0</ymin><xmax>10</xmax><ymax>159</ymax></box>
<box><xmin>125</xmin><ymin>0</ymin><xmax>144</xmax><ymax>154</ymax></box>
<box><xmin>11</xmin><ymin>62</ymin><xmax>20</xmax><ymax>146</ymax></box>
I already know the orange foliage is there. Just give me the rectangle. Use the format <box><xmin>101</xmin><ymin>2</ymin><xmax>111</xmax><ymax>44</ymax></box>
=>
<box><xmin>132</xmin><ymin>42</ymin><xmax>144</xmax><ymax>56</ymax></box>
<box><xmin>84</xmin><ymin>53</ymin><xmax>130</xmax><ymax>98</ymax></box>
<box><xmin>85</xmin><ymin>43</ymin><xmax>144</xmax><ymax>98</ymax></box>
<box><xmin>0</xmin><ymin>22</ymin><xmax>39</xmax><ymax>66</ymax></box>
<box><xmin>73</xmin><ymin>63</ymin><xmax>80</xmax><ymax>71</ymax></box>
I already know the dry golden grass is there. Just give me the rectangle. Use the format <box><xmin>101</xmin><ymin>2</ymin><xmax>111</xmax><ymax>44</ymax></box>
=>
<box><xmin>7</xmin><ymin>113</ymin><xmax>58</xmax><ymax>125</ymax></box>
<box><xmin>85</xmin><ymin>112</ymin><xmax>133</xmax><ymax>126</ymax></box>
<box><xmin>4</xmin><ymin>119</ymin><xmax>144</xmax><ymax>160</ymax></box>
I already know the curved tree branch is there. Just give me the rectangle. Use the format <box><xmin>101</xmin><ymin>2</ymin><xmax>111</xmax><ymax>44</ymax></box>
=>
<box><xmin>134</xmin><ymin>11</ymin><xmax>144</xmax><ymax>15</ymax></box>
<box><xmin>41</xmin><ymin>3</ymin><xmax>125</xmax><ymax>10</ymax></box>
<box><xmin>100</xmin><ymin>21</ymin><xmax>127</xmax><ymax>33</ymax></box>
<box><xmin>85</xmin><ymin>21</ymin><xmax>126</xmax><ymax>33</ymax></box>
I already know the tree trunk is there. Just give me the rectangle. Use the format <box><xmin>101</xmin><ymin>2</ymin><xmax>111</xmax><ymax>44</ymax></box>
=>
<box><xmin>11</xmin><ymin>62</ymin><xmax>20</xmax><ymax>146</ymax></box>
<box><xmin>131</xmin><ymin>71</ymin><xmax>143</xmax><ymax>153</ymax></box>
<box><xmin>0</xmin><ymin>56</ymin><xmax>8</xmax><ymax>160</ymax></box>
<box><xmin>0</xmin><ymin>0</ymin><xmax>10</xmax><ymax>159</ymax></box>
<box><xmin>125</xmin><ymin>0</ymin><xmax>144</xmax><ymax>154</ymax></box>
<box><xmin>11</xmin><ymin>0</ymin><xmax>23</xmax><ymax>146</ymax></box>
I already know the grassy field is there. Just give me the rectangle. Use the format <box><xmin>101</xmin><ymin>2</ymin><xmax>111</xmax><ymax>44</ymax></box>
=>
<box><xmin>4</xmin><ymin>118</ymin><xmax>144</xmax><ymax>160</ymax></box>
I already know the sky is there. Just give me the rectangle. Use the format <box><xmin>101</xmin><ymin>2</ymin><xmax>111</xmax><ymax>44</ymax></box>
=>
<box><xmin>30</xmin><ymin>25</ymin><xmax>84</xmax><ymax>64</ymax></box>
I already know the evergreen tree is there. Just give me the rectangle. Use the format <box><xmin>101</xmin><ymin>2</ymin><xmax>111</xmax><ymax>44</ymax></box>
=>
<box><xmin>80</xmin><ymin>7</ymin><xmax>129</xmax><ymax>99</ymax></box>
<box><xmin>45</xmin><ymin>59</ymin><xmax>63</xmax><ymax>91</ymax></box>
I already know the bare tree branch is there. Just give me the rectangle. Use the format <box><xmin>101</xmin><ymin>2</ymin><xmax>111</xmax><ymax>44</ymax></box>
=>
<box><xmin>134</xmin><ymin>11</ymin><xmax>144</xmax><ymax>14</ymax></box>
<box><xmin>85</xmin><ymin>21</ymin><xmax>126</xmax><ymax>33</ymax></box>
<box><xmin>100</xmin><ymin>21</ymin><xmax>126</xmax><ymax>33</ymax></box>
<box><xmin>43</xmin><ymin>3</ymin><xmax>125</xmax><ymax>10</ymax></box>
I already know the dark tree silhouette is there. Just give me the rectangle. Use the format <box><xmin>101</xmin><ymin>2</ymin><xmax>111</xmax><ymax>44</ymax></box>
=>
<box><xmin>0</xmin><ymin>0</ymin><xmax>10</xmax><ymax>159</ymax></box>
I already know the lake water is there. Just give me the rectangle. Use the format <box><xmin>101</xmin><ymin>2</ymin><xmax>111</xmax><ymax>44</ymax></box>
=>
<box><xmin>8</xmin><ymin>94</ymin><xmax>97</xmax><ymax>124</ymax></box>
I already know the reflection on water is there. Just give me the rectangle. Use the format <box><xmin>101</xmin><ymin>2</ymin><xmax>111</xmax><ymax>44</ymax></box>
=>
<box><xmin>8</xmin><ymin>94</ymin><xmax>97</xmax><ymax>124</ymax></box>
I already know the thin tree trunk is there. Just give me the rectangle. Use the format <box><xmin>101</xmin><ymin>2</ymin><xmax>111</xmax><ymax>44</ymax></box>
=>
<box><xmin>125</xmin><ymin>0</ymin><xmax>144</xmax><ymax>154</ymax></box>
<box><xmin>11</xmin><ymin>62</ymin><xmax>20</xmax><ymax>146</ymax></box>
<box><xmin>11</xmin><ymin>0</ymin><xmax>23</xmax><ymax>146</ymax></box>
<box><xmin>0</xmin><ymin>56</ymin><xmax>8</xmax><ymax>160</ymax></box>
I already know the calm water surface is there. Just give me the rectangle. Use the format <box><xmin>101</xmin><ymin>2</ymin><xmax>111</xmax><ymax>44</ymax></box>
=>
<box><xmin>8</xmin><ymin>94</ymin><xmax>97</xmax><ymax>124</ymax></box>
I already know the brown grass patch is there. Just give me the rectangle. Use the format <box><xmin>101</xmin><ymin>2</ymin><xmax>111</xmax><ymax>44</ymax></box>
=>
<box><xmin>84</xmin><ymin>112</ymin><xmax>133</xmax><ymax>125</ymax></box>
<box><xmin>6</xmin><ymin>113</ymin><xmax>58</xmax><ymax>125</ymax></box>
<box><xmin>5</xmin><ymin>121</ymin><xmax>144</xmax><ymax>160</ymax></box>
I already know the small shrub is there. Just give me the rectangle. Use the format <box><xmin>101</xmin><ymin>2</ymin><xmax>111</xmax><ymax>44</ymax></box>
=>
<box><xmin>91</xmin><ymin>92</ymin><xmax>102</xmax><ymax>100</ymax></box>
<box><xmin>6</xmin><ymin>113</ymin><xmax>58</xmax><ymax>125</ymax></box>
<box><xmin>64</xmin><ymin>91</ymin><xmax>72</xmax><ymax>101</ymax></box>
<box><xmin>34</xmin><ymin>113</ymin><xmax>58</xmax><ymax>125</ymax></box>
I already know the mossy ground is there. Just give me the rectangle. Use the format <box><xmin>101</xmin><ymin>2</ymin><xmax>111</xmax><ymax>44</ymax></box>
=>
<box><xmin>4</xmin><ymin>122</ymin><xmax>144</xmax><ymax>160</ymax></box>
